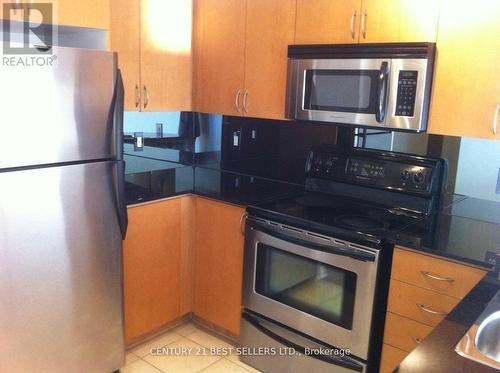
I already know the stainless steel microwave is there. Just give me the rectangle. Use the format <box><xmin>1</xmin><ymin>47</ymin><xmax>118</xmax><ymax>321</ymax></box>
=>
<box><xmin>286</xmin><ymin>43</ymin><xmax>436</xmax><ymax>132</ymax></box>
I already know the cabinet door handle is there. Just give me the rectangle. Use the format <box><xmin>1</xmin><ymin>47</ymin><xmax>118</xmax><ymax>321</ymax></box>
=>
<box><xmin>243</xmin><ymin>90</ymin><xmax>249</xmax><ymax>113</ymax></box>
<box><xmin>412</xmin><ymin>336</ymin><xmax>423</xmax><ymax>345</ymax></box>
<box><xmin>235</xmin><ymin>89</ymin><xmax>242</xmax><ymax>113</ymax></box>
<box><xmin>135</xmin><ymin>84</ymin><xmax>140</xmax><ymax>109</ymax></box>
<box><xmin>416</xmin><ymin>303</ymin><xmax>447</xmax><ymax>316</ymax></box>
<box><xmin>493</xmin><ymin>103</ymin><xmax>500</xmax><ymax>135</ymax></box>
<box><xmin>143</xmin><ymin>85</ymin><xmax>149</xmax><ymax>109</ymax></box>
<box><xmin>350</xmin><ymin>10</ymin><xmax>357</xmax><ymax>40</ymax></box>
<box><xmin>361</xmin><ymin>10</ymin><xmax>367</xmax><ymax>39</ymax></box>
<box><xmin>240</xmin><ymin>212</ymin><xmax>248</xmax><ymax>235</ymax></box>
<box><xmin>421</xmin><ymin>271</ymin><xmax>455</xmax><ymax>283</ymax></box>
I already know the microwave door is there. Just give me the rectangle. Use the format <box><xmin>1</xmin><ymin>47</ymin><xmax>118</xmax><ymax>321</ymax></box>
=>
<box><xmin>294</xmin><ymin>58</ymin><xmax>391</xmax><ymax>128</ymax></box>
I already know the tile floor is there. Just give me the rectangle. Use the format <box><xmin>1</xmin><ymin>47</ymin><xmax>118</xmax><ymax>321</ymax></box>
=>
<box><xmin>122</xmin><ymin>322</ymin><xmax>262</xmax><ymax>373</ymax></box>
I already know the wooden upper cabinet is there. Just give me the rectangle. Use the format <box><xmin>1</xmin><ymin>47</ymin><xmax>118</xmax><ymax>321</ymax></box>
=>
<box><xmin>398</xmin><ymin>0</ymin><xmax>439</xmax><ymax>42</ymax></box>
<box><xmin>295</xmin><ymin>0</ymin><xmax>361</xmax><ymax>44</ymax></box>
<box><xmin>429</xmin><ymin>0</ymin><xmax>500</xmax><ymax>139</ymax></box>
<box><xmin>140</xmin><ymin>0</ymin><xmax>192</xmax><ymax>111</ymax></box>
<box><xmin>56</xmin><ymin>0</ymin><xmax>110</xmax><ymax>29</ymax></box>
<box><xmin>193</xmin><ymin>0</ymin><xmax>246</xmax><ymax>116</ymax></box>
<box><xmin>243</xmin><ymin>0</ymin><xmax>296</xmax><ymax>120</ymax></box>
<box><xmin>361</xmin><ymin>0</ymin><xmax>437</xmax><ymax>43</ymax></box>
<box><xmin>110</xmin><ymin>0</ymin><xmax>193</xmax><ymax>112</ymax></box>
<box><xmin>359</xmin><ymin>0</ymin><xmax>400</xmax><ymax>43</ymax></box>
<box><xmin>193</xmin><ymin>197</ymin><xmax>246</xmax><ymax>337</ymax></box>
<box><xmin>295</xmin><ymin>0</ymin><xmax>438</xmax><ymax>45</ymax></box>
<box><xmin>1</xmin><ymin>0</ymin><xmax>110</xmax><ymax>29</ymax></box>
<box><xmin>0</xmin><ymin>0</ymin><xmax>24</xmax><ymax>22</ymax></box>
<box><xmin>110</xmin><ymin>0</ymin><xmax>141</xmax><ymax>111</ymax></box>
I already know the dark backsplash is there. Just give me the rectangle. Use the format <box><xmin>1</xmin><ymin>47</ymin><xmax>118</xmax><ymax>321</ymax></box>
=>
<box><xmin>124</xmin><ymin>112</ymin><xmax>500</xmax><ymax>201</ymax></box>
<box><xmin>219</xmin><ymin>116</ymin><xmax>340</xmax><ymax>184</ymax></box>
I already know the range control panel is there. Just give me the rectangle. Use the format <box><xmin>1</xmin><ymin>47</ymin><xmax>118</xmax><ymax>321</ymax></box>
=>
<box><xmin>395</xmin><ymin>70</ymin><xmax>418</xmax><ymax>117</ymax></box>
<box><xmin>307</xmin><ymin>147</ymin><xmax>440</xmax><ymax>195</ymax></box>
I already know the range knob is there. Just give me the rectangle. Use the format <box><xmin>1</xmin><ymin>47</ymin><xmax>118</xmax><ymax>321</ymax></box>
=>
<box><xmin>413</xmin><ymin>172</ymin><xmax>425</xmax><ymax>185</ymax></box>
<box><xmin>400</xmin><ymin>170</ymin><xmax>411</xmax><ymax>182</ymax></box>
<box><xmin>313</xmin><ymin>157</ymin><xmax>323</xmax><ymax>173</ymax></box>
<box><xmin>325</xmin><ymin>158</ymin><xmax>334</xmax><ymax>174</ymax></box>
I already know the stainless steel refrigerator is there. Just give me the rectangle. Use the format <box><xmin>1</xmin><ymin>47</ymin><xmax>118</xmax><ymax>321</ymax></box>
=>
<box><xmin>0</xmin><ymin>46</ymin><xmax>128</xmax><ymax>373</ymax></box>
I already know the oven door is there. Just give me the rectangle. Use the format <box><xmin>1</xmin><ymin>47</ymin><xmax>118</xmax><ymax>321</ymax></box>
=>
<box><xmin>287</xmin><ymin>58</ymin><xmax>391</xmax><ymax>128</ymax></box>
<box><xmin>243</xmin><ymin>220</ymin><xmax>379</xmax><ymax>360</ymax></box>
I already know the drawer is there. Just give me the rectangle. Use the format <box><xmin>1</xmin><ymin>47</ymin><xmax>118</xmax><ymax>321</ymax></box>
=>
<box><xmin>380</xmin><ymin>343</ymin><xmax>408</xmax><ymax>373</ymax></box>
<box><xmin>392</xmin><ymin>247</ymin><xmax>486</xmax><ymax>299</ymax></box>
<box><xmin>383</xmin><ymin>312</ymin><xmax>433</xmax><ymax>352</ymax></box>
<box><xmin>387</xmin><ymin>279</ymin><xmax>459</xmax><ymax>327</ymax></box>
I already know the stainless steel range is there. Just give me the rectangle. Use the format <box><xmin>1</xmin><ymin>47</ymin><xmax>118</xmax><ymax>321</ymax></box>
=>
<box><xmin>240</xmin><ymin>145</ymin><xmax>447</xmax><ymax>372</ymax></box>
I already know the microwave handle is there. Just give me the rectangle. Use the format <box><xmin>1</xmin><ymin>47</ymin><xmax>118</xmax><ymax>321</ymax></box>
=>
<box><xmin>376</xmin><ymin>61</ymin><xmax>390</xmax><ymax>123</ymax></box>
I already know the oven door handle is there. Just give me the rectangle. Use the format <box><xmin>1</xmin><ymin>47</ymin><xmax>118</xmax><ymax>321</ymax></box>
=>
<box><xmin>375</xmin><ymin>61</ymin><xmax>390</xmax><ymax>123</ymax></box>
<box><xmin>253</xmin><ymin>224</ymin><xmax>376</xmax><ymax>262</ymax></box>
<box><xmin>242</xmin><ymin>312</ymin><xmax>364</xmax><ymax>372</ymax></box>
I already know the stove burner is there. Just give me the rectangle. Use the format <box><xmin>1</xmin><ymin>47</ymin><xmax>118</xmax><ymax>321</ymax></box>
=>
<box><xmin>334</xmin><ymin>215</ymin><xmax>390</xmax><ymax>231</ymax></box>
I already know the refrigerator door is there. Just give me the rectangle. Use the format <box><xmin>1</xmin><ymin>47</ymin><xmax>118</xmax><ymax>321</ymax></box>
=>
<box><xmin>0</xmin><ymin>46</ymin><xmax>117</xmax><ymax>170</ymax></box>
<box><xmin>0</xmin><ymin>161</ymin><xmax>124</xmax><ymax>373</ymax></box>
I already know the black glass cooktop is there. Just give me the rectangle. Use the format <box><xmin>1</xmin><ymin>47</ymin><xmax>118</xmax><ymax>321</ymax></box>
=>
<box><xmin>249</xmin><ymin>192</ymin><xmax>433</xmax><ymax>245</ymax></box>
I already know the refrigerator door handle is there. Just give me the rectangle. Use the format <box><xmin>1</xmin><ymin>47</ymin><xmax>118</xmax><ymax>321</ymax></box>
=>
<box><xmin>111</xmin><ymin>70</ymin><xmax>128</xmax><ymax>239</ymax></box>
<box><xmin>113</xmin><ymin>70</ymin><xmax>125</xmax><ymax>161</ymax></box>
<box><xmin>114</xmin><ymin>160</ymin><xmax>128</xmax><ymax>240</ymax></box>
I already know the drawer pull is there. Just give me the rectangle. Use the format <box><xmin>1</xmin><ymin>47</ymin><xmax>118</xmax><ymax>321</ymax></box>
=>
<box><xmin>421</xmin><ymin>271</ymin><xmax>455</xmax><ymax>282</ymax></box>
<box><xmin>416</xmin><ymin>303</ymin><xmax>447</xmax><ymax>316</ymax></box>
<box><xmin>412</xmin><ymin>336</ymin><xmax>423</xmax><ymax>344</ymax></box>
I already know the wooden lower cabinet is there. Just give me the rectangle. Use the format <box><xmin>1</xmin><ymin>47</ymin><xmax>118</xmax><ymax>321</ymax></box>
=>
<box><xmin>380</xmin><ymin>344</ymin><xmax>408</xmax><ymax>373</ymax></box>
<box><xmin>123</xmin><ymin>195</ymin><xmax>245</xmax><ymax>345</ymax></box>
<box><xmin>193</xmin><ymin>197</ymin><xmax>246</xmax><ymax>337</ymax></box>
<box><xmin>381</xmin><ymin>247</ymin><xmax>487</xmax><ymax>372</ymax></box>
<box><xmin>123</xmin><ymin>196</ymin><xmax>193</xmax><ymax>345</ymax></box>
<box><xmin>383</xmin><ymin>312</ymin><xmax>433</xmax><ymax>353</ymax></box>
<box><xmin>387</xmin><ymin>279</ymin><xmax>460</xmax><ymax>327</ymax></box>
<box><xmin>391</xmin><ymin>247</ymin><xmax>486</xmax><ymax>299</ymax></box>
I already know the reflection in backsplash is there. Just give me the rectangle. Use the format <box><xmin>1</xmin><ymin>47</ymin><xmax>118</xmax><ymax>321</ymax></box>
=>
<box><xmin>124</xmin><ymin>112</ymin><xmax>500</xmax><ymax>202</ymax></box>
<box><xmin>123</xmin><ymin>111</ymin><xmax>196</xmax><ymax>164</ymax></box>
<box><xmin>220</xmin><ymin>116</ymin><xmax>338</xmax><ymax>184</ymax></box>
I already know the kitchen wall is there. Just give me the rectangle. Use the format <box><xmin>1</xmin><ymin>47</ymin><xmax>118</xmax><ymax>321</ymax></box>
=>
<box><xmin>455</xmin><ymin>138</ymin><xmax>500</xmax><ymax>202</ymax></box>
<box><xmin>124</xmin><ymin>113</ymin><xmax>500</xmax><ymax>202</ymax></box>
<box><xmin>124</xmin><ymin>112</ymin><xmax>182</xmax><ymax>136</ymax></box>
<box><xmin>123</xmin><ymin>112</ymin><xmax>195</xmax><ymax>165</ymax></box>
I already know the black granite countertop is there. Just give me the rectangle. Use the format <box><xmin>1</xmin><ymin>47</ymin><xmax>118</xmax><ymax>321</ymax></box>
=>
<box><xmin>124</xmin><ymin>155</ymin><xmax>304</xmax><ymax>207</ymax></box>
<box><xmin>391</xmin><ymin>212</ymin><xmax>500</xmax><ymax>269</ymax></box>
<box><xmin>397</xmin><ymin>276</ymin><xmax>500</xmax><ymax>373</ymax></box>
<box><xmin>124</xmin><ymin>154</ymin><xmax>193</xmax><ymax>204</ymax></box>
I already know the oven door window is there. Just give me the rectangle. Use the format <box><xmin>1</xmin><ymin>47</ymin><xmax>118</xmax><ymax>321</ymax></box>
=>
<box><xmin>255</xmin><ymin>244</ymin><xmax>357</xmax><ymax>330</ymax></box>
<box><xmin>303</xmin><ymin>69</ymin><xmax>379</xmax><ymax>113</ymax></box>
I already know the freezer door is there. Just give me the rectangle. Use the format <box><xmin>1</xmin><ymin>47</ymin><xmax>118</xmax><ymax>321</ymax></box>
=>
<box><xmin>0</xmin><ymin>162</ymin><xmax>124</xmax><ymax>373</ymax></box>
<box><xmin>0</xmin><ymin>46</ymin><xmax>117</xmax><ymax>169</ymax></box>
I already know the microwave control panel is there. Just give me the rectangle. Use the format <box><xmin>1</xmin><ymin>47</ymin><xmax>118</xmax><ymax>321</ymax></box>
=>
<box><xmin>395</xmin><ymin>70</ymin><xmax>418</xmax><ymax>117</ymax></box>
